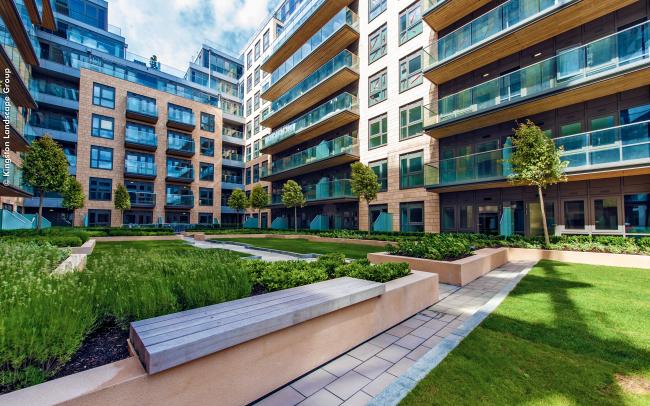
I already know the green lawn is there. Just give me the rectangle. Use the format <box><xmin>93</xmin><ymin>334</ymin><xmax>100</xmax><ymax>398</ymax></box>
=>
<box><xmin>213</xmin><ymin>237</ymin><xmax>388</xmax><ymax>259</ymax></box>
<box><xmin>402</xmin><ymin>260</ymin><xmax>650</xmax><ymax>405</ymax></box>
<box><xmin>92</xmin><ymin>240</ymin><xmax>250</xmax><ymax>257</ymax></box>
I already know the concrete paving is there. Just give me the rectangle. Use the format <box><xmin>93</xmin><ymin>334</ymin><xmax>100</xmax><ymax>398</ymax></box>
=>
<box><xmin>254</xmin><ymin>261</ymin><xmax>536</xmax><ymax>406</ymax></box>
<box><xmin>184</xmin><ymin>237</ymin><xmax>311</xmax><ymax>261</ymax></box>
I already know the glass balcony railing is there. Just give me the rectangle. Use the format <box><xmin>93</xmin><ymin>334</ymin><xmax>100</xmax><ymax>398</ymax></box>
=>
<box><xmin>425</xmin><ymin>121</ymin><xmax>650</xmax><ymax>187</ymax></box>
<box><xmin>168</xmin><ymin>106</ymin><xmax>196</xmax><ymax>126</ymax></box>
<box><xmin>1</xmin><ymin>162</ymin><xmax>28</xmax><ymax>192</ymax></box>
<box><xmin>7</xmin><ymin>100</ymin><xmax>26</xmax><ymax>135</ymax></box>
<box><xmin>128</xmin><ymin>191</ymin><xmax>156</xmax><ymax>206</ymax></box>
<box><xmin>264</xmin><ymin>8</ymin><xmax>359</xmax><ymax>93</ymax></box>
<box><xmin>29</xmin><ymin>80</ymin><xmax>79</xmax><ymax>101</ymax></box>
<box><xmin>167</xmin><ymin>134</ymin><xmax>195</xmax><ymax>154</ymax></box>
<box><xmin>223</xmin><ymin>153</ymin><xmax>244</xmax><ymax>162</ymax></box>
<box><xmin>422</xmin><ymin>0</ymin><xmax>447</xmax><ymax>14</ymax></box>
<box><xmin>166</xmin><ymin>164</ymin><xmax>194</xmax><ymax>180</ymax></box>
<box><xmin>262</xmin><ymin>93</ymin><xmax>358</xmax><ymax>150</ymax></box>
<box><xmin>28</xmin><ymin>113</ymin><xmax>77</xmax><ymax>134</ymax></box>
<box><xmin>423</xmin><ymin>0</ymin><xmax>575</xmax><ymax>68</ymax></box>
<box><xmin>262</xmin><ymin>50</ymin><xmax>359</xmax><ymax>122</ymax></box>
<box><xmin>0</xmin><ymin>27</ymin><xmax>31</xmax><ymax>90</ymax></box>
<box><xmin>223</xmin><ymin>128</ymin><xmax>244</xmax><ymax>139</ymax></box>
<box><xmin>270</xmin><ymin>135</ymin><xmax>358</xmax><ymax>175</ymax></box>
<box><xmin>272</xmin><ymin>179</ymin><xmax>355</xmax><ymax>204</ymax></box>
<box><xmin>222</xmin><ymin>174</ymin><xmax>243</xmax><ymax>184</ymax></box>
<box><xmin>124</xmin><ymin>161</ymin><xmax>156</xmax><ymax>177</ymax></box>
<box><xmin>267</xmin><ymin>0</ymin><xmax>327</xmax><ymax>60</ymax></box>
<box><xmin>424</xmin><ymin>21</ymin><xmax>650</xmax><ymax>128</ymax></box>
<box><xmin>127</xmin><ymin>95</ymin><xmax>158</xmax><ymax>118</ymax></box>
<box><xmin>166</xmin><ymin>194</ymin><xmax>194</xmax><ymax>207</ymax></box>
<box><xmin>125</xmin><ymin>127</ymin><xmax>157</xmax><ymax>147</ymax></box>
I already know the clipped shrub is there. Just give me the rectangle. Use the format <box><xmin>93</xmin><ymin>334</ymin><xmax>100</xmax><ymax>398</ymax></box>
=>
<box><xmin>335</xmin><ymin>260</ymin><xmax>410</xmax><ymax>283</ymax></box>
<box><xmin>389</xmin><ymin>234</ymin><xmax>473</xmax><ymax>261</ymax></box>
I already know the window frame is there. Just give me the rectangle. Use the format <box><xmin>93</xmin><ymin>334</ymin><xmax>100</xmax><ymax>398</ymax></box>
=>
<box><xmin>89</xmin><ymin>177</ymin><xmax>112</xmax><ymax>201</ymax></box>
<box><xmin>399</xmin><ymin>100</ymin><xmax>424</xmax><ymax>141</ymax></box>
<box><xmin>369</xmin><ymin>159</ymin><xmax>388</xmax><ymax>192</ymax></box>
<box><xmin>92</xmin><ymin>83</ymin><xmax>115</xmax><ymax>109</ymax></box>
<box><xmin>91</xmin><ymin>114</ymin><xmax>114</xmax><ymax>139</ymax></box>
<box><xmin>90</xmin><ymin>145</ymin><xmax>113</xmax><ymax>170</ymax></box>
<box><xmin>399</xmin><ymin>1</ymin><xmax>423</xmax><ymax>46</ymax></box>
<box><xmin>369</xmin><ymin>24</ymin><xmax>387</xmax><ymax>64</ymax></box>
<box><xmin>399</xmin><ymin>150</ymin><xmax>424</xmax><ymax>189</ymax></box>
<box><xmin>369</xmin><ymin>69</ymin><xmax>387</xmax><ymax>107</ymax></box>
<box><xmin>368</xmin><ymin>114</ymin><xmax>388</xmax><ymax>150</ymax></box>
<box><xmin>399</xmin><ymin>50</ymin><xmax>423</xmax><ymax>92</ymax></box>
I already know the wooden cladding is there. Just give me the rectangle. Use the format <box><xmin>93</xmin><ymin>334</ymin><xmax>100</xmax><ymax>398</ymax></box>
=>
<box><xmin>423</xmin><ymin>0</ymin><xmax>491</xmax><ymax>32</ymax></box>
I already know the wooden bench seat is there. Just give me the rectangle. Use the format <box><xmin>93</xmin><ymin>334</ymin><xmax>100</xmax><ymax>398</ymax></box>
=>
<box><xmin>130</xmin><ymin>277</ymin><xmax>385</xmax><ymax>374</ymax></box>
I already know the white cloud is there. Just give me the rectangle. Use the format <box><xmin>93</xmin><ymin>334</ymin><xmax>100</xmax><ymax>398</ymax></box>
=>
<box><xmin>107</xmin><ymin>0</ymin><xmax>279</xmax><ymax>71</ymax></box>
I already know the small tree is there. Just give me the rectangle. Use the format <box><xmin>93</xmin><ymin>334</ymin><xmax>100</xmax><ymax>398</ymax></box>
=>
<box><xmin>227</xmin><ymin>189</ymin><xmax>249</xmax><ymax>227</ymax></box>
<box><xmin>350</xmin><ymin>162</ymin><xmax>380</xmax><ymax>236</ymax></box>
<box><xmin>249</xmin><ymin>185</ymin><xmax>269</xmax><ymax>229</ymax></box>
<box><xmin>507</xmin><ymin>120</ymin><xmax>568</xmax><ymax>246</ymax></box>
<box><xmin>61</xmin><ymin>176</ymin><xmax>84</xmax><ymax>222</ymax></box>
<box><xmin>114</xmin><ymin>184</ymin><xmax>131</xmax><ymax>226</ymax></box>
<box><xmin>22</xmin><ymin>136</ymin><xmax>69</xmax><ymax>230</ymax></box>
<box><xmin>282</xmin><ymin>180</ymin><xmax>306</xmax><ymax>232</ymax></box>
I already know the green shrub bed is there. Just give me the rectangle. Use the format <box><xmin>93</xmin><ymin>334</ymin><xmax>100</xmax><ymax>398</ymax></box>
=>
<box><xmin>0</xmin><ymin>227</ymin><xmax>174</xmax><ymax>248</ymax></box>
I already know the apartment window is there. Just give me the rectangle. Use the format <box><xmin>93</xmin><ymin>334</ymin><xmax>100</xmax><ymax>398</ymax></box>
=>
<box><xmin>199</xmin><ymin>163</ymin><xmax>214</xmax><ymax>181</ymax></box>
<box><xmin>564</xmin><ymin>200</ymin><xmax>586</xmax><ymax>230</ymax></box>
<box><xmin>246</xmin><ymin>98</ymin><xmax>252</xmax><ymax>116</ymax></box>
<box><xmin>399</xmin><ymin>2</ymin><xmax>422</xmax><ymax>45</ymax></box>
<box><xmin>254</xmin><ymin>67</ymin><xmax>261</xmax><ymax>86</ymax></box>
<box><xmin>400</xmin><ymin>202</ymin><xmax>424</xmax><ymax>232</ymax></box>
<box><xmin>253</xmin><ymin>164</ymin><xmax>260</xmax><ymax>183</ymax></box>
<box><xmin>246</xmin><ymin>74</ymin><xmax>253</xmax><ymax>93</ymax></box>
<box><xmin>90</xmin><ymin>146</ymin><xmax>113</xmax><ymax>170</ymax></box>
<box><xmin>460</xmin><ymin>205</ymin><xmax>474</xmax><ymax>230</ymax></box>
<box><xmin>254</xmin><ymin>41</ymin><xmax>261</xmax><ymax>60</ymax></box>
<box><xmin>369</xmin><ymin>70</ymin><xmax>387</xmax><ymax>106</ymax></box>
<box><xmin>399</xmin><ymin>51</ymin><xmax>423</xmax><ymax>92</ymax></box>
<box><xmin>89</xmin><ymin>177</ymin><xmax>112</xmax><ymax>201</ymax></box>
<box><xmin>246</xmin><ymin>122</ymin><xmax>252</xmax><ymax>139</ymax></box>
<box><xmin>442</xmin><ymin>207</ymin><xmax>456</xmax><ymax>230</ymax></box>
<box><xmin>625</xmin><ymin>193</ymin><xmax>650</xmax><ymax>234</ymax></box>
<box><xmin>400</xmin><ymin>151</ymin><xmax>424</xmax><ymax>189</ymax></box>
<box><xmin>200</xmin><ymin>112</ymin><xmax>215</xmax><ymax>132</ymax></box>
<box><xmin>263</xmin><ymin>30</ymin><xmax>270</xmax><ymax>51</ymax></box>
<box><xmin>245</xmin><ymin>167</ymin><xmax>251</xmax><ymax>184</ymax></box>
<box><xmin>87</xmin><ymin>209</ymin><xmax>111</xmax><ymax>226</ymax></box>
<box><xmin>370</xmin><ymin>159</ymin><xmax>388</xmax><ymax>192</ymax></box>
<box><xmin>369</xmin><ymin>25</ymin><xmax>387</xmax><ymax>64</ymax></box>
<box><xmin>199</xmin><ymin>213</ymin><xmax>213</xmax><ymax>225</ymax></box>
<box><xmin>91</xmin><ymin>114</ymin><xmax>114</xmax><ymax>139</ymax></box>
<box><xmin>92</xmin><ymin>83</ymin><xmax>115</xmax><ymax>108</ymax></box>
<box><xmin>261</xmin><ymin>160</ymin><xmax>268</xmax><ymax>178</ymax></box>
<box><xmin>400</xmin><ymin>101</ymin><xmax>423</xmax><ymax>140</ymax></box>
<box><xmin>369</xmin><ymin>114</ymin><xmax>388</xmax><ymax>149</ymax></box>
<box><xmin>254</xmin><ymin>92</ymin><xmax>260</xmax><ymax>110</ymax></box>
<box><xmin>254</xmin><ymin>116</ymin><xmax>260</xmax><ymax>135</ymax></box>
<box><xmin>246</xmin><ymin>50</ymin><xmax>252</xmax><ymax>69</ymax></box>
<box><xmin>246</xmin><ymin>145</ymin><xmax>252</xmax><ymax>161</ymax></box>
<box><xmin>369</xmin><ymin>0</ymin><xmax>387</xmax><ymax>21</ymax></box>
<box><xmin>200</xmin><ymin>137</ymin><xmax>215</xmax><ymax>157</ymax></box>
<box><xmin>253</xmin><ymin>140</ymin><xmax>260</xmax><ymax>158</ymax></box>
<box><xmin>199</xmin><ymin>188</ymin><xmax>214</xmax><ymax>206</ymax></box>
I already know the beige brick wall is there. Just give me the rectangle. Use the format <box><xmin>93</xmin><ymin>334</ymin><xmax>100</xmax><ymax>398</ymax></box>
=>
<box><xmin>74</xmin><ymin>69</ymin><xmax>223</xmax><ymax>227</ymax></box>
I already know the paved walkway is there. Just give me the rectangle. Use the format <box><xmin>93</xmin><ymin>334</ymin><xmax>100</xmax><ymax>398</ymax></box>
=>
<box><xmin>254</xmin><ymin>260</ymin><xmax>536</xmax><ymax>406</ymax></box>
<box><xmin>184</xmin><ymin>237</ymin><xmax>311</xmax><ymax>261</ymax></box>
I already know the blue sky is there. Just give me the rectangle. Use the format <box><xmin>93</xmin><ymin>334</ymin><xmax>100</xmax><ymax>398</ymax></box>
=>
<box><xmin>107</xmin><ymin>0</ymin><xmax>282</xmax><ymax>70</ymax></box>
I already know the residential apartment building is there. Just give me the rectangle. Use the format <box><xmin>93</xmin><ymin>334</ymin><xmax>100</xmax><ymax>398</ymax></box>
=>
<box><xmin>0</xmin><ymin>0</ymin><xmax>52</xmax><ymax>224</ymax></box>
<box><xmin>422</xmin><ymin>0</ymin><xmax>650</xmax><ymax>236</ymax></box>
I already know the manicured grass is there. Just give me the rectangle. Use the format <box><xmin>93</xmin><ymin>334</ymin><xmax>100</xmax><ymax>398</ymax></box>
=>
<box><xmin>92</xmin><ymin>240</ymin><xmax>250</xmax><ymax>257</ymax></box>
<box><xmin>402</xmin><ymin>260</ymin><xmax>650</xmax><ymax>405</ymax></box>
<box><xmin>214</xmin><ymin>237</ymin><xmax>388</xmax><ymax>259</ymax></box>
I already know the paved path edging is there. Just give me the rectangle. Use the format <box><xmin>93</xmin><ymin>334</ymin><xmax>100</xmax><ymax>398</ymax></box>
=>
<box><xmin>367</xmin><ymin>261</ymin><xmax>536</xmax><ymax>406</ymax></box>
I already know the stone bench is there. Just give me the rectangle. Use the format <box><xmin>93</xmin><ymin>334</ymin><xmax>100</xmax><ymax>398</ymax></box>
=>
<box><xmin>130</xmin><ymin>277</ymin><xmax>386</xmax><ymax>374</ymax></box>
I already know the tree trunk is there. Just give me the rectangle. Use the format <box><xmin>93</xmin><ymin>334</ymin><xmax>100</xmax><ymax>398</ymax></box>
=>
<box><xmin>240</xmin><ymin>211</ymin><xmax>243</xmax><ymax>228</ymax></box>
<box><xmin>258</xmin><ymin>209</ymin><xmax>262</xmax><ymax>229</ymax></box>
<box><xmin>37</xmin><ymin>189</ymin><xmax>44</xmax><ymax>230</ymax></box>
<box><xmin>294</xmin><ymin>206</ymin><xmax>298</xmax><ymax>233</ymax></box>
<box><xmin>367</xmin><ymin>201</ymin><xmax>371</xmax><ymax>237</ymax></box>
<box><xmin>538</xmin><ymin>186</ymin><xmax>550</xmax><ymax>246</ymax></box>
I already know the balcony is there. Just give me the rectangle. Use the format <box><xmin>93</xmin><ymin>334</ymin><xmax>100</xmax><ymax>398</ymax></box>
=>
<box><xmin>261</xmin><ymin>93</ymin><xmax>359</xmax><ymax>155</ymax></box>
<box><xmin>165</xmin><ymin>194</ymin><xmax>194</xmax><ymax>209</ymax></box>
<box><xmin>126</xmin><ymin>94</ymin><xmax>158</xmax><ymax>124</ymax></box>
<box><xmin>6</xmin><ymin>100</ymin><xmax>29</xmax><ymax>152</ymax></box>
<box><xmin>263</xmin><ymin>135</ymin><xmax>359</xmax><ymax>182</ymax></box>
<box><xmin>424</xmin><ymin>21</ymin><xmax>650</xmax><ymax>139</ymax></box>
<box><xmin>272</xmin><ymin>179</ymin><xmax>356</xmax><ymax>206</ymax></box>
<box><xmin>261</xmin><ymin>0</ymin><xmax>353</xmax><ymax>72</ymax></box>
<box><xmin>222</xmin><ymin>153</ymin><xmax>244</xmax><ymax>168</ymax></box>
<box><xmin>167</xmin><ymin>106</ymin><xmax>196</xmax><ymax>131</ymax></box>
<box><xmin>261</xmin><ymin>7</ymin><xmax>359</xmax><ymax>101</ymax></box>
<box><xmin>261</xmin><ymin>50</ymin><xmax>359</xmax><ymax>129</ymax></box>
<box><xmin>222</xmin><ymin>175</ymin><xmax>244</xmax><ymax>189</ymax></box>
<box><xmin>166</xmin><ymin>165</ymin><xmax>194</xmax><ymax>183</ymax></box>
<box><xmin>167</xmin><ymin>133</ymin><xmax>195</xmax><ymax>157</ymax></box>
<box><xmin>423</xmin><ymin>0</ymin><xmax>634</xmax><ymax>85</ymax></box>
<box><xmin>425</xmin><ymin>121</ymin><xmax>650</xmax><ymax>192</ymax></box>
<box><xmin>222</xmin><ymin>128</ymin><xmax>245</xmax><ymax>145</ymax></box>
<box><xmin>422</xmin><ymin>0</ymin><xmax>491</xmax><ymax>32</ymax></box>
<box><xmin>124</xmin><ymin>127</ymin><xmax>157</xmax><ymax>151</ymax></box>
<box><xmin>128</xmin><ymin>192</ymin><xmax>156</xmax><ymax>208</ymax></box>
<box><xmin>124</xmin><ymin>161</ymin><xmax>157</xmax><ymax>179</ymax></box>
<box><xmin>30</xmin><ymin>79</ymin><xmax>80</xmax><ymax>110</ymax></box>
<box><xmin>0</xmin><ymin>162</ymin><xmax>31</xmax><ymax>198</ymax></box>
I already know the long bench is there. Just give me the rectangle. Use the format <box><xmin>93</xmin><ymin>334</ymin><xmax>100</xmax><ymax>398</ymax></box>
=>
<box><xmin>130</xmin><ymin>277</ymin><xmax>386</xmax><ymax>374</ymax></box>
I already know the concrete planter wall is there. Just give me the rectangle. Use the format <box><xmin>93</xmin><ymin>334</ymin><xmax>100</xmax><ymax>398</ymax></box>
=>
<box><xmin>91</xmin><ymin>235</ymin><xmax>182</xmax><ymax>242</ymax></box>
<box><xmin>1</xmin><ymin>272</ymin><xmax>438</xmax><ymax>406</ymax></box>
<box><xmin>508</xmin><ymin>247</ymin><xmax>650</xmax><ymax>269</ymax></box>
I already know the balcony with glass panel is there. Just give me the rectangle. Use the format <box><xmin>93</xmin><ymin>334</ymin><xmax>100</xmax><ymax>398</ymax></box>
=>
<box><xmin>0</xmin><ymin>162</ymin><xmax>31</xmax><ymax>197</ymax></box>
<box><xmin>125</xmin><ymin>124</ymin><xmax>157</xmax><ymax>151</ymax></box>
<box><xmin>262</xmin><ymin>0</ymin><xmax>353</xmax><ymax>72</ymax></box>
<box><xmin>6</xmin><ymin>100</ymin><xmax>29</xmax><ymax>152</ymax></box>
<box><xmin>222</xmin><ymin>127</ymin><xmax>245</xmax><ymax>145</ymax></box>
<box><xmin>167</xmin><ymin>104</ymin><xmax>196</xmax><ymax>131</ymax></box>
<box><xmin>166</xmin><ymin>132</ymin><xmax>195</xmax><ymax>157</ymax></box>
<box><xmin>124</xmin><ymin>160</ymin><xmax>157</xmax><ymax>179</ymax></box>
<box><xmin>222</xmin><ymin>151</ymin><xmax>244</xmax><ymax>168</ymax></box>
<box><xmin>422</xmin><ymin>0</ymin><xmax>632</xmax><ymax>85</ymax></box>
<box><xmin>221</xmin><ymin>174</ymin><xmax>244</xmax><ymax>189</ymax></box>
<box><xmin>261</xmin><ymin>7</ymin><xmax>359</xmax><ymax>101</ymax></box>
<box><xmin>0</xmin><ymin>14</ymin><xmax>37</xmax><ymax>109</ymax></box>
<box><xmin>126</xmin><ymin>92</ymin><xmax>158</xmax><ymax>123</ymax></box>
<box><xmin>166</xmin><ymin>161</ymin><xmax>194</xmax><ymax>183</ymax></box>
<box><xmin>29</xmin><ymin>78</ymin><xmax>79</xmax><ymax>110</ymax></box>
<box><xmin>261</xmin><ymin>50</ymin><xmax>359</xmax><ymax>129</ymax></box>
<box><xmin>129</xmin><ymin>192</ymin><xmax>156</xmax><ymax>208</ymax></box>
<box><xmin>422</xmin><ymin>0</ymin><xmax>491</xmax><ymax>32</ymax></box>
<box><xmin>263</xmin><ymin>135</ymin><xmax>359</xmax><ymax>182</ymax></box>
<box><xmin>423</xmin><ymin>21</ymin><xmax>650</xmax><ymax>139</ymax></box>
<box><xmin>261</xmin><ymin>93</ymin><xmax>359</xmax><ymax>155</ymax></box>
<box><xmin>271</xmin><ymin>179</ymin><xmax>356</xmax><ymax>206</ymax></box>
<box><xmin>425</xmin><ymin>121</ymin><xmax>650</xmax><ymax>191</ymax></box>
<box><xmin>165</xmin><ymin>193</ymin><xmax>194</xmax><ymax>209</ymax></box>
